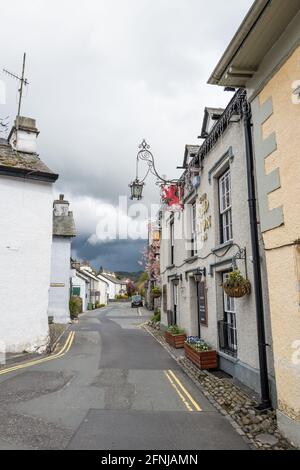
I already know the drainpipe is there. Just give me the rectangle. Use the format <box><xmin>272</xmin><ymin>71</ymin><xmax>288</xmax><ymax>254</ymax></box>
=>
<box><xmin>243</xmin><ymin>100</ymin><xmax>271</xmax><ymax>410</ymax></box>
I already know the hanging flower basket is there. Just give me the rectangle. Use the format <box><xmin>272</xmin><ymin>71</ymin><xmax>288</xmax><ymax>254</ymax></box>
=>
<box><xmin>151</xmin><ymin>287</ymin><xmax>162</xmax><ymax>298</ymax></box>
<box><xmin>222</xmin><ymin>271</ymin><xmax>251</xmax><ymax>298</ymax></box>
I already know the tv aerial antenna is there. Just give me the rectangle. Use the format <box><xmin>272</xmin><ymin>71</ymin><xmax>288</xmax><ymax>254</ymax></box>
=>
<box><xmin>3</xmin><ymin>52</ymin><xmax>29</xmax><ymax>132</ymax></box>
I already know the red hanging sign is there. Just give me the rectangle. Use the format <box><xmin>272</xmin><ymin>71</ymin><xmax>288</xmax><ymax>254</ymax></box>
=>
<box><xmin>161</xmin><ymin>184</ymin><xmax>183</xmax><ymax>210</ymax></box>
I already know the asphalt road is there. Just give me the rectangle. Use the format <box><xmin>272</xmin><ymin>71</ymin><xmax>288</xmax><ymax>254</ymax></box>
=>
<box><xmin>0</xmin><ymin>303</ymin><xmax>248</xmax><ymax>450</ymax></box>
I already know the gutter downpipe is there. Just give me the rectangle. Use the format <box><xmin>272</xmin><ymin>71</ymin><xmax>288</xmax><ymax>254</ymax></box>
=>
<box><xmin>243</xmin><ymin>99</ymin><xmax>271</xmax><ymax>410</ymax></box>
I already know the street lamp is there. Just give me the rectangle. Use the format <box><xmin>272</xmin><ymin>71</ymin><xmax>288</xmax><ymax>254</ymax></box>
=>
<box><xmin>193</xmin><ymin>268</ymin><xmax>206</xmax><ymax>283</ymax></box>
<box><xmin>129</xmin><ymin>139</ymin><xmax>180</xmax><ymax>201</ymax></box>
<box><xmin>129</xmin><ymin>179</ymin><xmax>144</xmax><ymax>200</ymax></box>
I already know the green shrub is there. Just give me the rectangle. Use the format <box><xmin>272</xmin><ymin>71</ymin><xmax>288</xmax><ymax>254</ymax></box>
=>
<box><xmin>151</xmin><ymin>310</ymin><xmax>161</xmax><ymax>323</ymax></box>
<box><xmin>69</xmin><ymin>296</ymin><xmax>82</xmax><ymax>319</ymax></box>
<box><xmin>167</xmin><ymin>324</ymin><xmax>185</xmax><ymax>335</ymax></box>
<box><xmin>95</xmin><ymin>301</ymin><xmax>107</xmax><ymax>309</ymax></box>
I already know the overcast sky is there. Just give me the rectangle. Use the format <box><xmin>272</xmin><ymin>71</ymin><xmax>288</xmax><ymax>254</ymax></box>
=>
<box><xmin>0</xmin><ymin>0</ymin><xmax>253</xmax><ymax>272</ymax></box>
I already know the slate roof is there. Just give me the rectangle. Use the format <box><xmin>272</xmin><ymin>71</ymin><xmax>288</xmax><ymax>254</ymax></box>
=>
<box><xmin>99</xmin><ymin>273</ymin><xmax>127</xmax><ymax>285</ymax></box>
<box><xmin>199</xmin><ymin>107</ymin><xmax>225</xmax><ymax>139</ymax></box>
<box><xmin>0</xmin><ymin>139</ymin><xmax>58</xmax><ymax>182</ymax></box>
<box><xmin>182</xmin><ymin>144</ymin><xmax>201</xmax><ymax>168</ymax></box>
<box><xmin>53</xmin><ymin>213</ymin><xmax>76</xmax><ymax>237</ymax></box>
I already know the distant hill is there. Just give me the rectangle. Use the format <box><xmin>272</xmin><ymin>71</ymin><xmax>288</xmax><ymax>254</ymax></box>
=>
<box><xmin>115</xmin><ymin>271</ymin><xmax>144</xmax><ymax>282</ymax></box>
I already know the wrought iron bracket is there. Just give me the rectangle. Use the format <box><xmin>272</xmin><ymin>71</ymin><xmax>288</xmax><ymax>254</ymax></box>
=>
<box><xmin>136</xmin><ymin>139</ymin><xmax>181</xmax><ymax>185</ymax></box>
<box><xmin>232</xmin><ymin>247</ymin><xmax>248</xmax><ymax>278</ymax></box>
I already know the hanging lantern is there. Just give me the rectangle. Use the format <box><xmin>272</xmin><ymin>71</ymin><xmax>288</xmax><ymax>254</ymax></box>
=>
<box><xmin>129</xmin><ymin>179</ymin><xmax>144</xmax><ymax>200</ymax></box>
<box><xmin>193</xmin><ymin>268</ymin><xmax>206</xmax><ymax>283</ymax></box>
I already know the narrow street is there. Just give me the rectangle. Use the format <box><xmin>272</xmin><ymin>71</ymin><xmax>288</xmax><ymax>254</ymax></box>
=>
<box><xmin>0</xmin><ymin>304</ymin><xmax>248</xmax><ymax>450</ymax></box>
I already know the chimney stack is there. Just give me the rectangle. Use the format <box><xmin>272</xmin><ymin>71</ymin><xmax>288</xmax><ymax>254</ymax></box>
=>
<box><xmin>8</xmin><ymin>116</ymin><xmax>39</xmax><ymax>154</ymax></box>
<box><xmin>53</xmin><ymin>194</ymin><xmax>70</xmax><ymax>216</ymax></box>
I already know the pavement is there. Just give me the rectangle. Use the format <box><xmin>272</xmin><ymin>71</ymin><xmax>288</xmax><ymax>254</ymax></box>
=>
<box><xmin>0</xmin><ymin>303</ymin><xmax>249</xmax><ymax>450</ymax></box>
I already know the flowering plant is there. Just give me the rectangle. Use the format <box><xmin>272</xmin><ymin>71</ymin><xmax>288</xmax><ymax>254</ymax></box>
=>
<box><xmin>186</xmin><ymin>336</ymin><xmax>210</xmax><ymax>351</ymax></box>
<box><xmin>222</xmin><ymin>270</ymin><xmax>251</xmax><ymax>298</ymax></box>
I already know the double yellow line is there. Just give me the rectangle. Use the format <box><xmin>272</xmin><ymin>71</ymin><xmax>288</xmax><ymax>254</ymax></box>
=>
<box><xmin>0</xmin><ymin>331</ymin><xmax>75</xmax><ymax>377</ymax></box>
<box><xmin>164</xmin><ymin>369</ymin><xmax>202</xmax><ymax>412</ymax></box>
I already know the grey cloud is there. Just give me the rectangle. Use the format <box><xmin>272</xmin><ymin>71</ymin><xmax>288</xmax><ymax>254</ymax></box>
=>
<box><xmin>0</xmin><ymin>0</ymin><xmax>253</xmax><ymax>270</ymax></box>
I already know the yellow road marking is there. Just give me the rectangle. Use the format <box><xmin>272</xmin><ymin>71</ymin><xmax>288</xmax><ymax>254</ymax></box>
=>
<box><xmin>0</xmin><ymin>331</ymin><xmax>75</xmax><ymax>376</ymax></box>
<box><xmin>167</xmin><ymin>369</ymin><xmax>202</xmax><ymax>412</ymax></box>
<box><xmin>164</xmin><ymin>371</ymin><xmax>193</xmax><ymax>412</ymax></box>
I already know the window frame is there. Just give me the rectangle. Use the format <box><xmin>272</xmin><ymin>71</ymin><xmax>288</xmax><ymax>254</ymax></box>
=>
<box><xmin>222</xmin><ymin>272</ymin><xmax>237</xmax><ymax>354</ymax></box>
<box><xmin>170</xmin><ymin>218</ymin><xmax>175</xmax><ymax>265</ymax></box>
<box><xmin>191</xmin><ymin>201</ymin><xmax>198</xmax><ymax>257</ymax></box>
<box><xmin>218</xmin><ymin>169</ymin><xmax>233</xmax><ymax>244</ymax></box>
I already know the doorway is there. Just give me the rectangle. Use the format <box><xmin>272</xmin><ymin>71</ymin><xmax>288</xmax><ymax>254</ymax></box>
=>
<box><xmin>172</xmin><ymin>282</ymin><xmax>178</xmax><ymax>325</ymax></box>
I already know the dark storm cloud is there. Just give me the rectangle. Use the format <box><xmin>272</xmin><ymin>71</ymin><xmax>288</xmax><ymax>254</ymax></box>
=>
<box><xmin>72</xmin><ymin>236</ymin><xmax>146</xmax><ymax>272</ymax></box>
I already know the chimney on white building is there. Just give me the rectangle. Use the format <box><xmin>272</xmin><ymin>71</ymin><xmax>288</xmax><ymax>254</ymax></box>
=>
<box><xmin>8</xmin><ymin>116</ymin><xmax>39</xmax><ymax>154</ymax></box>
<box><xmin>53</xmin><ymin>194</ymin><xmax>70</xmax><ymax>216</ymax></box>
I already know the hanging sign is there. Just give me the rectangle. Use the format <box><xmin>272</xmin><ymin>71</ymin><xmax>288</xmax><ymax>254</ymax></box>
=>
<box><xmin>197</xmin><ymin>281</ymin><xmax>207</xmax><ymax>325</ymax></box>
<box><xmin>161</xmin><ymin>184</ymin><xmax>183</xmax><ymax>211</ymax></box>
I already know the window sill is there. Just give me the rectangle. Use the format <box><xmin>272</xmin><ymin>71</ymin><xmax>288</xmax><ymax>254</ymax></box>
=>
<box><xmin>218</xmin><ymin>350</ymin><xmax>238</xmax><ymax>361</ymax></box>
<box><xmin>212</xmin><ymin>240</ymin><xmax>233</xmax><ymax>253</ymax></box>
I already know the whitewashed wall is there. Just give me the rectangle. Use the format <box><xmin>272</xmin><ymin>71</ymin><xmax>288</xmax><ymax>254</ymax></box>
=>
<box><xmin>0</xmin><ymin>176</ymin><xmax>53</xmax><ymax>352</ymax></box>
<box><xmin>48</xmin><ymin>237</ymin><xmax>71</xmax><ymax>323</ymax></box>
<box><xmin>97</xmin><ymin>275</ymin><xmax>124</xmax><ymax>300</ymax></box>
<box><xmin>98</xmin><ymin>279</ymin><xmax>108</xmax><ymax>305</ymax></box>
<box><xmin>71</xmin><ymin>271</ymin><xmax>88</xmax><ymax>311</ymax></box>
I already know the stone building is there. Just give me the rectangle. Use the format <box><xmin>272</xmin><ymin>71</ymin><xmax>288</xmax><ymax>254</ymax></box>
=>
<box><xmin>48</xmin><ymin>195</ymin><xmax>76</xmax><ymax>323</ymax></box>
<box><xmin>160</xmin><ymin>92</ymin><xmax>276</xmax><ymax>401</ymax></box>
<box><xmin>208</xmin><ymin>0</ymin><xmax>300</xmax><ymax>447</ymax></box>
<box><xmin>0</xmin><ymin>116</ymin><xmax>58</xmax><ymax>352</ymax></box>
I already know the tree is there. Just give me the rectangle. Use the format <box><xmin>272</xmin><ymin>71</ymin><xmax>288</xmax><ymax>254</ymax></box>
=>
<box><xmin>126</xmin><ymin>280</ymin><xmax>136</xmax><ymax>297</ymax></box>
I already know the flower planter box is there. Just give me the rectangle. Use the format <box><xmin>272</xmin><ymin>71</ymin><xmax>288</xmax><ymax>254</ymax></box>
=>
<box><xmin>165</xmin><ymin>331</ymin><xmax>186</xmax><ymax>349</ymax></box>
<box><xmin>184</xmin><ymin>342</ymin><xmax>218</xmax><ymax>370</ymax></box>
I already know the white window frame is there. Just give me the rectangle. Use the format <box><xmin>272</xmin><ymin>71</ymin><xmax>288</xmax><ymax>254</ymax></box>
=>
<box><xmin>219</xmin><ymin>169</ymin><xmax>233</xmax><ymax>243</ymax></box>
<box><xmin>191</xmin><ymin>202</ymin><xmax>198</xmax><ymax>256</ymax></box>
<box><xmin>223</xmin><ymin>272</ymin><xmax>237</xmax><ymax>353</ymax></box>
<box><xmin>170</xmin><ymin>219</ymin><xmax>175</xmax><ymax>265</ymax></box>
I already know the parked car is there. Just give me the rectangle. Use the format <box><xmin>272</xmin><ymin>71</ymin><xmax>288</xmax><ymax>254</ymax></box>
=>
<box><xmin>131</xmin><ymin>294</ymin><xmax>143</xmax><ymax>308</ymax></box>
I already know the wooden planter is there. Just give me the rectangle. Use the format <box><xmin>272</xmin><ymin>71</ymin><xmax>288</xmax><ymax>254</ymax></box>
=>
<box><xmin>184</xmin><ymin>342</ymin><xmax>218</xmax><ymax>370</ymax></box>
<box><xmin>165</xmin><ymin>331</ymin><xmax>186</xmax><ymax>349</ymax></box>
